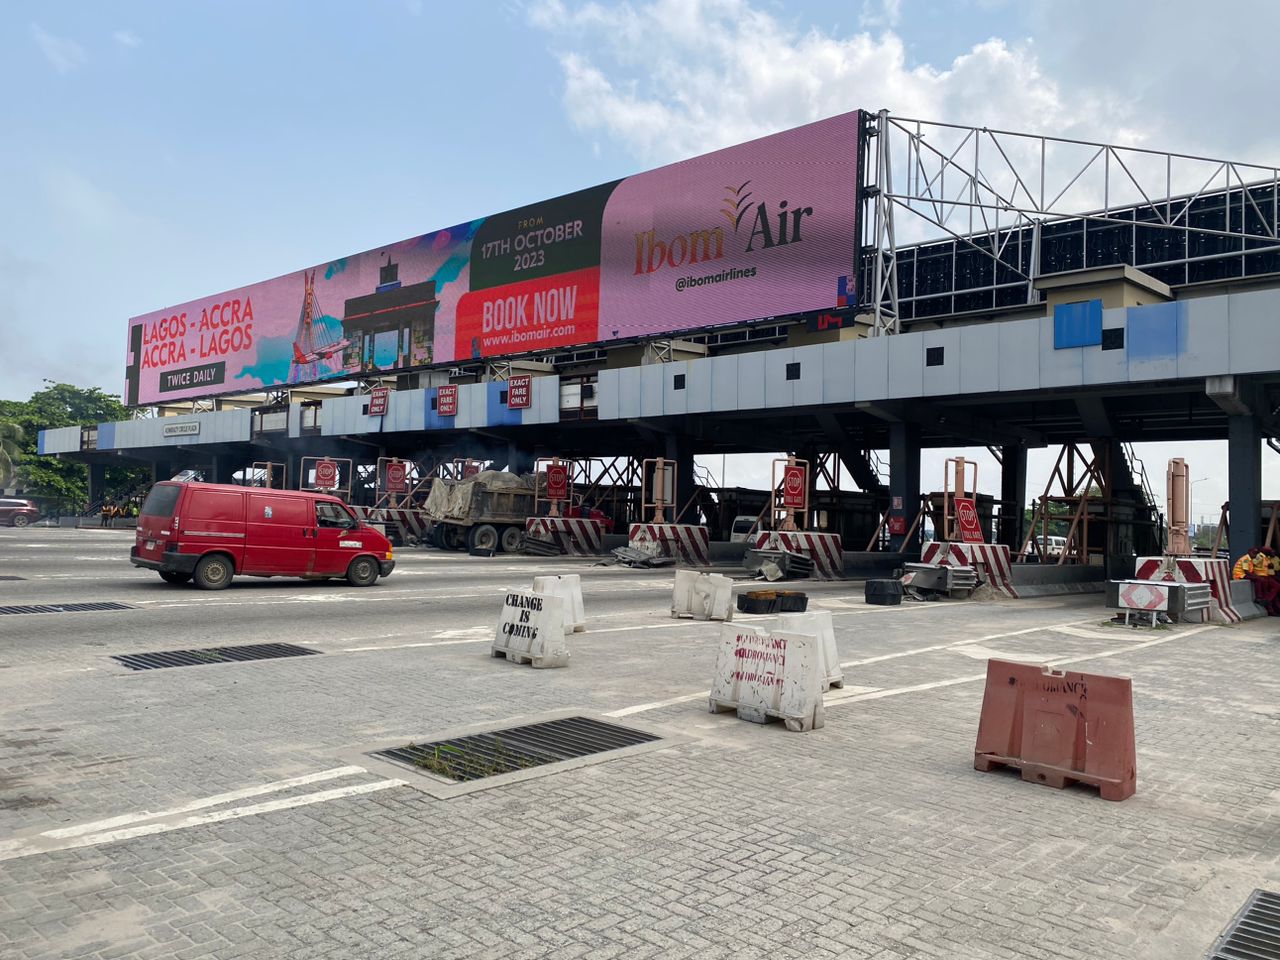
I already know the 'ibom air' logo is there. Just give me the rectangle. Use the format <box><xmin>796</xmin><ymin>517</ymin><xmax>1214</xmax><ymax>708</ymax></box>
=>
<box><xmin>633</xmin><ymin>180</ymin><xmax>815</xmax><ymax>275</ymax></box>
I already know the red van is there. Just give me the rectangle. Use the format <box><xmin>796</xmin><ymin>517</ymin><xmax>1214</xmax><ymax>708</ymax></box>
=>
<box><xmin>130</xmin><ymin>482</ymin><xmax>395</xmax><ymax>590</ymax></box>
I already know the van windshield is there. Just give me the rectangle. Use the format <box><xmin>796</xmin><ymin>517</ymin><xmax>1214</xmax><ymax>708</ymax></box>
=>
<box><xmin>731</xmin><ymin>518</ymin><xmax>754</xmax><ymax>533</ymax></box>
<box><xmin>140</xmin><ymin>484</ymin><xmax>181</xmax><ymax>518</ymax></box>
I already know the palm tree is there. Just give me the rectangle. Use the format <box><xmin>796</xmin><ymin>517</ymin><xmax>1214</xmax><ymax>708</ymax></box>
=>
<box><xmin>0</xmin><ymin>421</ymin><xmax>23</xmax><ymax>487</ymax></box>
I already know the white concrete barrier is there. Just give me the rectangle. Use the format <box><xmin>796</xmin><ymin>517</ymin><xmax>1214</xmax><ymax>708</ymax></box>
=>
<box><xmin>492</xmin><ymin>589</ymin><xmax>569</xmax><ymax>668</ymax></box>
<box><xmin>775</xmin><ymin>611</ymin><xmax>844</xmax><ymax>692</ymax></box>
<box><xmin>709</xmin><ymin>625</ymin><xmax>824</xmax><ymax>732</ymax></box>
<box><xmin>671</xmin><ymin>569</ymin><xmax>734</xmax><ymax>622</ymax></box>
<box><xmin>533</xmin><ymin>574</ymin><xmax>586</xmax><ymax>633</ymax></box>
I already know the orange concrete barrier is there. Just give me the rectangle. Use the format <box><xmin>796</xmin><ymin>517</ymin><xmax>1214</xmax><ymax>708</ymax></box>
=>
<box><xmin>973</xmin><ymin>659</ymin><xmax>1136</xmax><ymax>801</ymax></box>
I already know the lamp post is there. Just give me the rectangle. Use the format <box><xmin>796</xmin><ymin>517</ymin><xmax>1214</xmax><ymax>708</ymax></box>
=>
<box><xmin>1189</xmin><ymin>476</ymin><xmax>1210</xmax><ymax>546</ymax></box>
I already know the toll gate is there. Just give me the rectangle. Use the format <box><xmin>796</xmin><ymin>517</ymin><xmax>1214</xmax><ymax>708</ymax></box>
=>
<box><xmin>40</xmin><ymin>110</ymin><xmax>1280</xmax><ymax>572</ymax></box>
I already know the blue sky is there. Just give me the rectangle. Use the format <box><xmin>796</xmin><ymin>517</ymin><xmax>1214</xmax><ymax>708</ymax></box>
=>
<box><xmin>3</xmin><ymin>0</ymin><xmax>1278</xmax><ymax>510</ymax></box>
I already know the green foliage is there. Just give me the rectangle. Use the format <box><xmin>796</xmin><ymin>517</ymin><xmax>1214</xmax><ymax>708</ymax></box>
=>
<box><xmin>0</xmin><ymin>383</ymin><xmax>147</xmax><ymax>511</ymax></box>
<box><xmin>0</xmin><ymin>421</ymin><xmax>22</xmax><ymax>486</ymax></box>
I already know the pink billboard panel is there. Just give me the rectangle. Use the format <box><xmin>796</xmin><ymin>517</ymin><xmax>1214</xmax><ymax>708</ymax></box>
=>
<box><xmin>126</xmin><ymin>111</ymin><xmax>860</xmax><ymax>405</ymax></box>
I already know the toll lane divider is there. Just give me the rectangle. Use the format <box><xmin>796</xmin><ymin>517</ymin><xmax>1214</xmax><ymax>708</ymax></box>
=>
<box><xmin>525</xmin><ymin>517</ymin><xmax>606</xmax><ymax>556</ymax></box>
<box><xmin>775</xmin><ymin>610</ymin><xmax>844</xmax><ymax>692</ymax></box>
<box><xmin>750</xmin><ymin>531</ymin><xmax>844</xmax><ymax>580</ymax></box>
<box><xmin>1135</xmin><ymin>555</ymin><xmax>1240</xmax><ymax>623</ymax></box>
<box><xmin>492</xmin><ymin>588</ymin><xmax>570</xmax><ymax>668</ymax></box>
<box><xmin>629</xmin><ymin>523</ymin><xmax>711</xmax><ymax>566</ymax></box>
<box><xmin>533</xmin><ymin>574</ymin><xmax>586</xmax><ymax>633</ymax></box>
<box><xmin>921</xmin><ymin>542</ymin><xmax>1018</xmax><ymax>598</ymax></box>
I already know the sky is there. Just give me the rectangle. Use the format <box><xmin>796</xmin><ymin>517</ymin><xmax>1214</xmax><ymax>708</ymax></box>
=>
<box><xmin>2</xmin><ymin>0</ymin><xmax>1279</xmax><ymax>519</ymax></box>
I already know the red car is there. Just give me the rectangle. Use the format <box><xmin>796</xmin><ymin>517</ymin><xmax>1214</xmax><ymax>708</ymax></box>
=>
<box><xmin>0</xmin><ymin>498</ymin><xmax>39</xmax><ymax>527</ymax></box>
<box><xmin>130</xmin><ymin>482</ymin><xmax>395</xmax><ymax>589</ymax></box>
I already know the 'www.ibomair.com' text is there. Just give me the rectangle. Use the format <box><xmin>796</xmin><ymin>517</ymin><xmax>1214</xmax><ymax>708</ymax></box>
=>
<box><xmin>675</xmin><ymin>266</ymin><xmax>758</xmax><ymax>292</ymax></box>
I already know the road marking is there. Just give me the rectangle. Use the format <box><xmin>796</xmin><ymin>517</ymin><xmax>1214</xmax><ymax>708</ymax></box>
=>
<box><xmin>605</xmin><ymin>691</ymin><xmax>709</xmax><ymax>717</ymax></box>
<box><xmin>35</xmin><ymin>765</ymin><xmax>368</xmax><ymax>841</ymax></box>
<box><xmin>836</xmin><ymin>619</ymin><xmax>1095</xmax><ymax>668</ymax></box>
<box><xmin>0</xmin><ymin>779</ymin><xmax>404</xmax><ymax>863</ymax></box>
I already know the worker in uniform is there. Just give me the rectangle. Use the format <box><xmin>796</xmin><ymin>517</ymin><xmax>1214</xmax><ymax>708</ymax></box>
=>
<box><xmin>1233</xmin><ymin>546</ymin><xmax>1280</xmax><ymax>615</ymax></box>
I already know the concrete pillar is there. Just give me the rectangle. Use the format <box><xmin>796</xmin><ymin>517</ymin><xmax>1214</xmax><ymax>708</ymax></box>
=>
<box><xmin>87</xmin><ymin>463</ymin><xmax>107</xmax><ymax>508</ymax></box>
<box><xmin>999</xmin><ymin>445</ymin><xmax>1028</xmax><ymax>550</ymax></box>
<box><xmin>888</xmin><ymin>423</ymin><xmax>921</xmax><ymax>553</ymax></box>
<box><xmin>209</xmin><ymin>455</ymin><xmax>237</xmax><ymax>485</ymax></box>
<box><xmin>664</xmin><ymin>433</ymin><xmax>696</xmax><ymax>524</ymax></box>
<box><xmin>1228</xmin><ymin>414</ymin><xmax>1262</xmax><ymax>562</ymax></box>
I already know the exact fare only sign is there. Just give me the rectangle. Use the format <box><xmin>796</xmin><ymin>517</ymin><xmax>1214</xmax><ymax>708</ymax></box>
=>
<box><xmin>436</xmin><ymin>385</ymin><xmax>458</xmax><ymax>417</ymax></box>
<box><xmin>507</xmin><ymin>375</ymin><xmax>532</xmax><ymax>410</ymax></box>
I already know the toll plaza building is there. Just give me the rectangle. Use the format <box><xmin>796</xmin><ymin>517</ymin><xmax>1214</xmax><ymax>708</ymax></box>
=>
<box><xmin>42</xmin><ymin>110</ymin><xmax>1280</xmax><ymax>573</ymax></box>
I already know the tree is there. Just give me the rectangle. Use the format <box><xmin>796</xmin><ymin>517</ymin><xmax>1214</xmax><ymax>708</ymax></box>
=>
<box><xmin>0</xmin><ymin>421</ymin><xmax>22</xmax><ymax>486</ymax></box>
<box><xmin>0</xmin><ymin>383</ymin><xmax>147</xmax><ymax>511</ymax></box>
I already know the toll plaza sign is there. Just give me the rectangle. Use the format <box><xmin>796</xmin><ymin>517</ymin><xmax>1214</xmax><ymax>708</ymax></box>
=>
<box><xmin>126</xmin><ymin>112</ymin><xmax>861</xmax><ymax>406</ymax></box>
<box><xmin>954</xmin><ymin>497</ymin><xmax>984</xmax><ymax>543</ymax></box>
<box><xmin>782</xmin><ymin>464</ymin><xmax>807</xmax><ymax>511</ymax></box>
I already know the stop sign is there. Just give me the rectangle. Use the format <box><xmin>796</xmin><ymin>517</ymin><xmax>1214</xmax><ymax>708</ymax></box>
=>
<box><xmin>782</xmin><ymin>464</ymin><xmax>807</xmax><ymax>510</ymax></box>
<box><xmin>314</xmin><ymin>460</ymin><xmax>338</xmax><ymax>489</ymax></box>
<box><xmin>546</xmin><ymin>464</ymin><xmax>569</xmax><ymax>501</ymax></box>
<box><xmin>955</xmin><ymin>496</ymin><xmax>984</xmax><ymax>543</ymax></box>
<box><xmin>386</xmin><ymin>461</ymin><xmax>408</xmax><ymax>493</ymax></box>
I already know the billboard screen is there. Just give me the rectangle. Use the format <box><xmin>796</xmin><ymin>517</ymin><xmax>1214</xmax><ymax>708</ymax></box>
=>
<box><xmin>126</xmin><ymin>110</ymin><xmax>860</xmax><ymax>405</ymax></box>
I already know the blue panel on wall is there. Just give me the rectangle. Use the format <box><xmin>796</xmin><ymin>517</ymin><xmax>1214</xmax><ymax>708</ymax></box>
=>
<box><xmin>1053</xmin><ymin>300</ymin><xmax>1103</xmax><ymax>348</ymax></box>
<box><xmin>1126</xmin><ymin>302</ymin><xmax>1178</xmax><ymax>359</ymax></box>
<box><xmin>487</xmin><ymin>382</ymin><xmax>521</xmax><ymax>426</ymax></box>
<box><xmin>98</xmin><ymin>422</ymin><xmax>115</xmax><ymax>450</ymax></box>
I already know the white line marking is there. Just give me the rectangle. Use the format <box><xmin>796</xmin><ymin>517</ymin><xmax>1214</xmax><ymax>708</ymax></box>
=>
<box><xmin>28</xmin><ymin>766</ymin><xmax>368</xmax><ymax>842</ymax></box>
<box><xmin>836</xmin><ymin>619</ymin><xmax>1095</xmax><ymax>668</ymax></box>
<box><xmin>605</xmin><ymin>692</ymin><xmax>709</xmax><ymax>717</ymax></box>
<box><xmin>0</xmin><ymin>779</ymin><xmax>404</xmax><ymax>863</ymax></box>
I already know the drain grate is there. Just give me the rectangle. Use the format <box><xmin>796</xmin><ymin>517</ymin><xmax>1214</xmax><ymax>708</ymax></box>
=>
<box><xmin>0</xmin><ymin>601</ymin><xmax>133</xmax><ymax>615</ymax></box>
<box><xmin>374</xmin><ymin>716</ymin><xmax>661</xmax><ymax>783</ymax></box>
<box><xmin>1209</xmin><ymin>889</ymin><xmax>1280</xmax><ymax>959</ymax></box>
<box><xmin>0</xmin><ymin>575</ymin><xmax>26</xmax><ymax>581</ymax></box>
<box><xmin>112</xmin><ymin>642</ymin><xmax>320</xmax><ymax>671</ymax></box>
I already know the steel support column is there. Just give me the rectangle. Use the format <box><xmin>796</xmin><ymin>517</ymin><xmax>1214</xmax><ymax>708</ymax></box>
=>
<box><xmin>999</xmin><ymin>445</ymin><xmax>1027</xmax><ymax>550</ymax></box>
<box><xmin>889</xmin><ymin>423</ymin><xmax>921</xmax><ymax>553</ymax></box>
<box><xmin>87</xmin><ymin>463</ymin><xmax>107</xmax><ymax>508</ymax></box>
<box><xmin>1228</xmin><ymin>414</ymin><xmax>1262</xmax><ymax>563</ymax></box>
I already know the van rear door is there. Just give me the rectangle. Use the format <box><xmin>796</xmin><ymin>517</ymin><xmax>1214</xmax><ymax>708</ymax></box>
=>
<box><xmin>135</xmin><ymin>483</ymin><xmax>183</xmax><ymax>562</ymax></box>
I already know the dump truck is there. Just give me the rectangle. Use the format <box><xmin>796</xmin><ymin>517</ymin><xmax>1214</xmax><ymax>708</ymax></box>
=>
<box><xmin>423</xmin><ymin>470</ymin><xmax>538</xmax><ymax>553</ymax></box>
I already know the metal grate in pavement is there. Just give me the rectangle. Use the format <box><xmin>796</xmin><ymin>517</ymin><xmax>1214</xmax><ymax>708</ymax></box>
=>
<box><xmin>0</xmin><ymin>601</ymin><xmax>133</xmax><ymax>615</ymax></box>
<box><xmin>374</xmin><ymin>716</ymin><xmax>661</xmax><ymax>783</ymax></box>
<box><xmin>112</xmin><ymin>643</ymin><xmax>320</xmax><ymax>671</ymax></box>
<box><xmin>0</xmin><ymin>575</ymin><xmax>26</xmax><ymax>581</ymax></box>
<box><xmin>1209</xmin><ymin>889</ymin><xmax>1280</xmax><ymax>959</ymax></box>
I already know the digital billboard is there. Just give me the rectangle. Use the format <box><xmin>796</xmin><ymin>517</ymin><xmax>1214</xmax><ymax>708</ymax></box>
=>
<box><xmin>126</xmin><ymin>110</ymin><xmax>861</xmax><ymax>405</ymax></box>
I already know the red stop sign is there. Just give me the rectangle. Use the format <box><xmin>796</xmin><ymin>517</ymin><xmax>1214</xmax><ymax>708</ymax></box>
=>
<box><xmin>782</xmin><ymin>464</ymin><xmax>807</xmax><ymax>510</ymax></box>
<box><xmin>314</xmin><ymin>460</ymin><xmax>338</xmax><ymax>489</ymax></box>
<box><xmin>955</xmin><ymin>496</ymin><xmax>984</xmax><ymax>543</ymax></box>
<box><xmin>546</xmin><ymin>464</ymin><xmax>569</xmax><ymax>501</ymax></box>
<box><xmin>386</xmin><ymin>462</ymin><xmax>408</xmax><ymax>493</ymax></box>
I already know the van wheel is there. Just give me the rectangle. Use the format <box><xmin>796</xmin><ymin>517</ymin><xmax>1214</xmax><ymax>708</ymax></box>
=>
<box><xmin>499</xmin><ymin>526</ymin><xmax>523</xmax><ymax>553</ymax></box>
<box><xmin>468</xmin><ymin>524</ymin><xmax>499</xmax><ymax>553</ymax></box>
<box><xmin>346</xmin><ymin>555</ymin><xmax>379</xmax><ymax>587</ymax></box>
<box><xmin>159</xmin><ymin>571</ymin><xmax>192</xmax><ymax>585</ymax></box>
<box><xmin>193</xmin><ymin>554</ymin><xmax>233</xmax><ymax>590</ymax></box>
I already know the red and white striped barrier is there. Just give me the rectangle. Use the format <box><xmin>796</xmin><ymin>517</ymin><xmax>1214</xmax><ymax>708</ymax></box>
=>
<box><xmin>921</xmin><ymin>542</ymin><xmax>1019</xmax><ymax>599</ymax></box>
<box><xmin>751</xmin><ymin>532</ymin><xmax>844</xmax><ymax>580</ymax></box>
<box><xmin>1134</xmin><ymin>556</ymin><xmax>1240</xmax><ymax>623</ymax></box>
<box><xmin>353</xmin><ymin>506</ymin><xmax>431</xmax><ymax>542</ymax></box>
<box><xmin>525</xmin><ymin>517</ymin><xmax>606</xmax><ymax>556</ymax></box>
<box><xmin>629</xmin><ymin>523</ymin><xmax>711</xmax><ymax>566</ymax></box>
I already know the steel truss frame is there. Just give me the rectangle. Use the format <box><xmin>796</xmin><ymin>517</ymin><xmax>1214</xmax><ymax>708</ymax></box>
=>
<box><xmin>863</xmin><ymin>109</ymin><xmax>1280</xmax><ymax>335</ymax></box>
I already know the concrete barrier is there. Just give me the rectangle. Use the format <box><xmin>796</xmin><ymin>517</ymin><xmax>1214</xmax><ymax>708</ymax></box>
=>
<box><xmin>921</xmin><ymin>542</ymin><xmax>1018</xmax><ymax>598</ymax></box>
<box><xmin>492</xmin><ymin>589</ymin><xmax>569</xmax><ymax>668</ymax></box>
<box><xmin>709</xmin><ymin>625</ymin><xmax>824</xmax><ymax>732</ymax></box>
<box><xmin>1135</xmin><ymin>556</ymin><xmax>1240</xmax><ymax>623</ymax></box>
<box><xmin>533</xmin><ymin>574</ymin><xmax>586</xmax><ymax>633</ymax></box>
<box><xmin>775</xmin><ymin>611</ymin><xmax>844</xmax><ymax>691</ymax></box>
<box><xmin>671</xmin><ymin>569</ymin><xmax>734</xmax><ymax>621</ymax></box>
<box><xmin>750</xmin><ymin>531</ymin><xmax>844</xmax><ymax>580</ymax></box>
<box><xmin>628</xmin><ymin>523</ymin><xmax>711</xmax><ymax>566</ymax></box>
<box><xmin>974</xmin><ymin>658</ymin><xmax>1135</xmax><ymax>801</ymax></box>
<box><xmin>525</xmin><ymin>517</ymin><xmax>606</xmax><ymax>556</ymax></box>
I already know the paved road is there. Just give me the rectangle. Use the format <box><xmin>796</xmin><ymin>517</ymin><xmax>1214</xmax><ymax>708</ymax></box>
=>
<box><xmin>1</xmin><ymin>528</ymin><xmax>1277</xmax><ymax>959</ymax></box>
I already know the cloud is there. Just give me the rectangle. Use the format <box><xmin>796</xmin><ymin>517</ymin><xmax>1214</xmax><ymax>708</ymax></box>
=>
<box><xmin>113</xmin><ymin>29</ymin><xmax>141</xmax><ymax>48</ymax></box>
<box><xmin>30</xmin><ymin>23</ymin><xmax>86</xmax><ymax>74</ymax></box>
